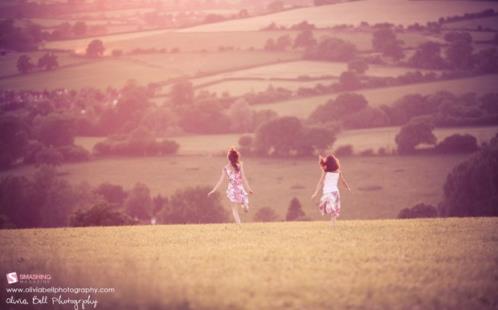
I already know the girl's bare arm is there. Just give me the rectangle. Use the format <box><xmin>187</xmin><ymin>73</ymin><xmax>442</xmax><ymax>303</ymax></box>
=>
<box><xmin>240</xmin><ymin>164</ymin><xmax>253</xmax><ymax>193</ymax></box>
<box><xmin>340</xmin><ymin>172</ymin><xmax>352</xmax><ymax>192</ymax></box>
<box><xmin>311</xmin><ymin>171</ymin><xmax>325</xmax><ymax>199</ymax></box>
<box><xmin>208</xmin><ymin>168</ymin><xmax>225</xmax><ymax>196</ymax></box>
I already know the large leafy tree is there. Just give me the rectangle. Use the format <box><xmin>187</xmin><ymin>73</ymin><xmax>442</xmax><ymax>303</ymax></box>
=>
<box><xmin>439</xmin><ymin>134</ymin><xmax>498</xmax><ymax>217</ymax></box>
<box><xmin>395</xmin><ymin>116</ymin><xmax>436</xmax><ymax>154</ymax></box>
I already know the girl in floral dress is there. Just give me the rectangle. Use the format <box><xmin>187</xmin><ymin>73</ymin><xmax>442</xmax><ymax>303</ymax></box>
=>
<box><xmin>208</xmin><ymin>148</ymin><xmax>253</xmax><ymax>224</ymax></box>
<box><xmin>311</xmin><ymin>154</ymin><xmax>351</xmax><ymax>227</ymax></box>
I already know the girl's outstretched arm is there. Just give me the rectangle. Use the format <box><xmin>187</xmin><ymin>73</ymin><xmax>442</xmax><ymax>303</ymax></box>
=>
<box><xmin>311</xmin><ymin>171</ymin><xmax>325</xmax><ymax>200</ymax></box>
<box><xmin>340</xmin><ymin>172</ymin><xmax>352</xmax><ymax>192</ymax></box>
<box><xmin>240</xmin><ymin>163</ymin><xmax>254</xmax><ymax>193</ymax></box>
<box><xmin>208</xmin><ymin>168</ymin><xmax>225</xmax><ymax>196</ymax></box>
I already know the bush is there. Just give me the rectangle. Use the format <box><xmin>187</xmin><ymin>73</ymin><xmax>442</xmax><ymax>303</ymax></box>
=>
<box><xmin>125</xmin><ymin>183</ymin><xmax>153</xmax><ymax>221</ymax></box>
<box><xmin>70</xmin><ymin>203</ymin><xmax>136</xmax><ymax>227</ymax></box>
<box><xmin>35</xmin><ymin>146</ymin><xmax>63</xmax><ymax>166</ymax></box>
<box><xmin>435</xmin><ymin>134</ymin><xmax>479</xmax><ymax>154</ymax></box>
<box><xmin>56</xmin><ymin>145</ymin><xmax>91</xmax><ymax>162</ymax></box>
<box><xmin>254</xmin><ymin>207</ymin><xmax>279</xmax><ymax>222</ymax></box>
<box><xmin>334</xmin><ymin>145</ymin><xmax>354</xmax><ymax>157</ymax></box>
<box><xmin>94</xmin><ymin>183</ymin><xmax>127</xmax><ymax>205</ymax></box>
<box><xmin>286</xmin><ymin>198</ymin><xmax>305</xmax><ymax>221</ymax></box>
<box><xmin>398</xmin><ymin>203</ymin><xmax>438</xmax><ymax>219</ymax></box>
<box><xmin>439</xmin><ymin>134</ymin><xmax>498</xmax><ymax>217</ymax></box>
<box><xmin>160</xmin><ymin>186</ymin><xmax>228</xmax><ymax>224</ymax></box>
<box><xmin>310</xmin><ymin>93</ymin><xmax>368</xmax><ymax>124</ymax></box>
<box><xmin>395</xmin><ymin>116</ymin><xmax>436</xmax><ymax>154</ymax></box>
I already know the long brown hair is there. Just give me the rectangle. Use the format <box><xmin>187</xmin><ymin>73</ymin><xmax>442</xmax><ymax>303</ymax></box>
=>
<box><xmin>227</xmin><ymin>147</ymin><xmax>240</xmax><ymax>172</ymax></box>
<box><xmin>319</xmin><ymin>154</ymin><xmax>340</xmax><ymax>172</ymax></box>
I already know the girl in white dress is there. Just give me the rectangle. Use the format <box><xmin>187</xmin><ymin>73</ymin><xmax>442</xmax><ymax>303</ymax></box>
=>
<box><xmin>311</xmin><ymin>154</ymin><xmax>351</xmax><ymax>226</ymax></box>
<box><xmin>208</xmin><ymin>148</ymin><xmax>253</xmax><ymax>224</ymax></box>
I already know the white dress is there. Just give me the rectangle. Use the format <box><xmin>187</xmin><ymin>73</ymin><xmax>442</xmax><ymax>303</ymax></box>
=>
<box><xmin>319</xmin><ymin>172</ymin><xmax>341</xmax><ymax>216</ymax></box>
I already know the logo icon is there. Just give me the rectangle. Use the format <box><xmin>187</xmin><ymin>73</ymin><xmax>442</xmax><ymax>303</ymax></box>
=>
<box><xmin>6</xmin><ymin>272</ymin><xmax>18</xmax><ymax>284</ymax></box>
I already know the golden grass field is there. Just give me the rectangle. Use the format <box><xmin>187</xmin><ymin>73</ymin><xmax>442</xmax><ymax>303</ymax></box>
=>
<box><xmin>181</xmin><ymin>0</ymin><xmax>498</xmax><ymax>31</ymax></box>
<box><xmin>1</xmin><ymin>154</ymin><xmax>473</xmax><ymax>220</ymax></box>
<box><xmin>252</xmin><ymin>74</ymin><xmax>498</xmax><ymax>117</ymax></box>
<box><xmin>1</xmin><ymin>218</ymin><xmax>497</xmax><ymax>309</ymax></box>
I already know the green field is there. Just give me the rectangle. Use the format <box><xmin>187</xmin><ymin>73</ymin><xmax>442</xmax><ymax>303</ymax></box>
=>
<box><xmin>1</xmin><ymin>218</ymin><xmax>497</xmax><ymax>309</ymax></box>
<box><xmin>44</xmin><ymin>29</ymin><xmax>434</xmax><ymax>54</ymax></box>
<box><xmin>252</xmin><ymin>74</ymin><xmax>498</xmax><ymax>117</ymax></box>
<box><xmin>1</xmin><ymin>154</ymin><xmax>472</xmax><ymax>220</ymax></box>
<box><xmin>0</xmin><ymin>51</ymin><xmax>300</xmax><ymax>90</ymax></box>
<box><xmin>181</xmin><ymin>1</ymin><xmax>498</xmax><ymax>31</ymax></box>
<box><xmin>74</xmin><ymin>125</ymin><xmax>498</xmax><ymax>156</ymax></box>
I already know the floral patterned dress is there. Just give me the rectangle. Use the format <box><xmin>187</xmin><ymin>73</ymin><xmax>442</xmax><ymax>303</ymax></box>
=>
<box><xmin>224</xmin><ymin>165</ymin><xmax>249</xmax><ymax>208</ymax></box>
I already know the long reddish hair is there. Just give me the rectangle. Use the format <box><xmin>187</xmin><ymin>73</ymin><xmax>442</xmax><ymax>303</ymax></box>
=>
<box><xmin>319</xmin><ymin>154</ymin><xmax>340</xmax><ymax>172</ymax></box>
<box><xmin>227</xmin><ymin>147</ymin><xmax>241</xmax><ymax>172</ymax></box>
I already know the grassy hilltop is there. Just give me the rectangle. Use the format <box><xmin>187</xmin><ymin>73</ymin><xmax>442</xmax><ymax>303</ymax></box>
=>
<box><xmin>1</xmin><ymin>218</ymin><xmax>497</xmax><ymax>309</ymax></box>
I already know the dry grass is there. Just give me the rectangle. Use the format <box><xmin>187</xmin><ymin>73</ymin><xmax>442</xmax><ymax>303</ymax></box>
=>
<box><xmin>1</xmin><ymin>218</ymin><xmax>497</xmax><ymax>309</ymax></box>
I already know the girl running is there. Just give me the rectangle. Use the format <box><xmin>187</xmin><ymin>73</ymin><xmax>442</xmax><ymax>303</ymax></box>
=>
<box><xmin>208</xmin><ymin>148</ymin><xmax>253</xmax><ymax>224</ymax></box>
<box><xmin>311</xmin><ymin>154</ymin><xmax>351</xmax><ymax>226</ymax></box>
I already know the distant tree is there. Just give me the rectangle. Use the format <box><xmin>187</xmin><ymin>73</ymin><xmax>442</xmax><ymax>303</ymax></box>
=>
<box><xmin>72</xmin><ymin>21</ymin><xmax>87</xmax><ymax>36</ymax></box>
<box><xmin>255</xmin><ymin>116</ymin><xmax>303</xmax><ymax>156</ymax></box>
<box><xmin>295</xmin><ymin>126</ymin><xmax>336</xmax><ymax>156</ymax></box>
<box><xmin>339</xmin><ymin>71</ymin><xmax>361</xmax><ymax>90</ymax></box>
<box><xmin>125</xmin><ymin>183</ymin><xmax>153</xmax><ymax>221</ymax></box>
<box><xmin>94</xmin><ymin>183</ymin><xmax>128</xmax><ymax>205</ymax></box>
<box><xmin>0</xmin><ymin>115</ymin><xmax>28</xmax><ymax>169</ymax></box>
<box><xmin>254</xmin><ymin>207</ymin><xmax>278</xmax><ymax>222</ymax></box>
<box><xmin>445</xmin><ymin>32</ymin><xmax>473</xmax><ymax>70</ymax></box>
<box><xmin>35</xmin><ymin>146</ymin><xmax>63</xmax><ymax>166</ymax></box>
<box><xmin>293</xmin><ymin>29</ymin><xmax>316</xmax><ymax>49</ymax></box>
<box><xmin>37</xmin><ymin>52</ymin><xmax>59</xmax><ymax>70</ymax></box>
<box><xmin>160</xmin><ymin>186</ymin><xmax>228</xmax><ymax>224</ymax></box>
<box><xmin>372</xmin><ymin>27</ymin><xmax>404</xmax><ymax>61</ymax></box>
<box><xmin>70</xmin><ymin>203</ymin><xmax>136</xmax><ymax>227</ymax></box>
<box><xmin>33</xmin><ymin>113</ymin><xmax>75</xmax><ymax>147</ymax></box>
<box><xmin>435</xmin><ymin>134</ymin><xmax>479</xmax><ymax>154</ymax></box>
<box><xmin>347</xmin><ymin>59</ymin><xmax>369</xmax><ymax>74</ymax></box>
<box><xmin>275</xmin><ymin>35</ymin><xmax>292</xmax><ymax>51</ymax></box>
<box><xmin>16</xmin><ymin>55</ymin><xmax>34</xmax><ymax>74</ymax></box>
<box><xmin>409</xmin><ymin>41</ymin><xmax>446</xmax><ymax>69</ymax></box>
<box><xmin>398</xmin><ymin>203</ymin><xmax>438</xmax><ymax>219</ymax></box>
<box><xmin>395</xmin><ymin>116</ymin><xmax>436</xmax><ymax>154</ymax></box>
<box><xmin>304</xmin><ymin>37</ymin><xmax>357</xmax><ymax>61</ymax></box>
<box><xmin>472</xmin><ymin>48</ymin><xmax>498</xmax><ymax>74</ymax></box>
<box><xmin>439</xmin><ymin>134</ymin><xmax>498</xmax><ymax>217</ymax></box>
<box><xmin>286</xmin><ymin>198</ymin><xmax>305</xmax><ymax>221</ymax></box>
<box><xmin>310</xmin><ymin>93</ymin><xmax>368</xmax><ymax>123</ymax></box>
<box><xmin>171</xmin><ymin>80</ymin><xmax>194</xmax><ymax>106</ymax></box>
<box><xmin>86</xmin><ymin>39</ymin><xmax>105</xmax><ymax>57</ymax></box>
<box><xmin>228</xmin><ymin>99</ymin><xmax>253</xmax><ymax>132</ymax></box>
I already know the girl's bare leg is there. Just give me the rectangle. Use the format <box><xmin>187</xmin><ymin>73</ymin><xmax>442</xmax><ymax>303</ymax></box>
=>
<box><xmin>231</xmin><ymin>205</ymin><xmax>241</xmax><ymax>224</ymax></box>
<box><xmin>330</xmin><ymin>215</ymin><xmax>337</xmax><ymax>227</ymax></box>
